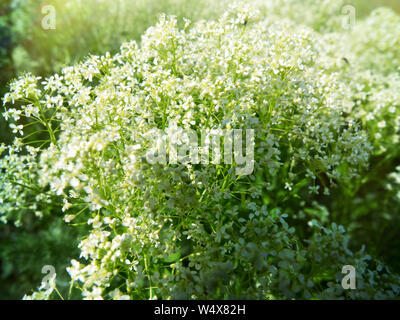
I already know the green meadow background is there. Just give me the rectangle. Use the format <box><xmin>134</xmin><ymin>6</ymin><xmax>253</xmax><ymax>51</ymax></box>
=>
<box><xmin>0</xmin><ymin>0</ymin><xmax>400</xmax><ymax>299</ymax></box>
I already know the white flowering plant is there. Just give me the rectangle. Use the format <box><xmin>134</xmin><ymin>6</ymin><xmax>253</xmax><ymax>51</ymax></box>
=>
<box><xmin>2</xmin><ymin>0</ymin><xmax>400</xmax><ymax>299</ymax></box>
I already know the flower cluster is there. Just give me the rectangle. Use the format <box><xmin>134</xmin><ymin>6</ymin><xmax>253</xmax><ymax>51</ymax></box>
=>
<box><xmin>3</xmin><ymin>1</ymin><xmax>400</xmax><ymax>299</ymax></box>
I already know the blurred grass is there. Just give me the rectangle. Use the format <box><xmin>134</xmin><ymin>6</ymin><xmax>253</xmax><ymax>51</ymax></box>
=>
<box><xmin>350</xmin><ymin>0</ymin><xmax>400</xmax><ymax>16</ymax></box>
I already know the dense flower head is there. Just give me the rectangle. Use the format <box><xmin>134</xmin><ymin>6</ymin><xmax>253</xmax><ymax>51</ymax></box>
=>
<box><xmin>2</xmin><ymin>1</ymin><xmax>400</xmax><ymax>300</ymax></box>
